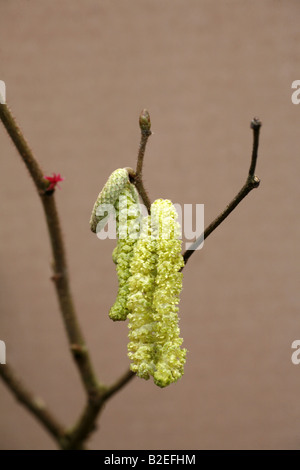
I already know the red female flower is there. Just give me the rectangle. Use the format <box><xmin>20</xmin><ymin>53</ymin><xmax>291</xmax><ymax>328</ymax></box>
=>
<box><xmin>44</xmin><ymin>173</ymin><xmax>65</xmax><ymax>191</ymax></box>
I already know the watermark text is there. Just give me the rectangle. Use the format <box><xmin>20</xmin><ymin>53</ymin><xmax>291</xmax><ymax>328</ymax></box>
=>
<box><xmin>0</xmin><ymin>340</ymin><xmax>6</xmax><ymax>364</ymax></box>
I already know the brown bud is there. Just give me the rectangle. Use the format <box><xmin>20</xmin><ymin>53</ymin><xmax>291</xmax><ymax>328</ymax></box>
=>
<box><xmin>139</xmin><ymin>109</ymin><xmax>151</xmax><ymax>135</ymax></box>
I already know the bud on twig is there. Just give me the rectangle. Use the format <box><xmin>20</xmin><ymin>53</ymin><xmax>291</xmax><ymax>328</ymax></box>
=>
<box><xmin>250</xmin><ymin>117</ymin><xmax>261</xmax><ymax>130</ymax></box>
<box><xmin>139</xmin><ymin>109</ymin><xmax>151</xmax><ymax>136</ymax></box>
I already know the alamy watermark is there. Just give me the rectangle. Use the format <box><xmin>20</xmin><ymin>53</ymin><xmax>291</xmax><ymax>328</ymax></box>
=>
<box><xmin>0</xmin><ymin>340</ymin><xmax>6</xmax><ymax>364</ymax></box>
<box><xmin>95</xmin><ymin>200</ymin><xmax>204</xmax><ymax>250</ymax></box>
<box><xmin>291</xmin><ymin>340</ymin><xmax>300</xmax><ymax>365</ymax></box>
<box><xmin>291</xmin><ymin>80</ymin><xmax>300</xmax><ymax>105</ymax></box>
<box><xmin>0</xmin><ymin>80</ymin><xmax>6</xmax><ymax>104</ymax></box>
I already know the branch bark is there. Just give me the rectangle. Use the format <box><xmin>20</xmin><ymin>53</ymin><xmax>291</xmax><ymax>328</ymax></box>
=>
<box><xmin>131</xmin><ymin>109</ymin><xmax>152</xmax><ymax>213</ymax></box>
<box><xmin>0</xmin><ymin>104</ymin><xmax>46</xmax><ymax>192</ymax></box>
<box><xmin>0</xmin><ymin>104</ymin><xmax>262</xmax><ymax>450</ymax></box>
<box><xmin>183</xmin><ymin>117</ymin><xmax>261</xmax><ymax>266</ymax></box>
<box><xmin>0</xmin><ymin>102</ymin><xmax>137</xmax><ymax>450</ymax></box>
<box><xmin>64</xmin><ymin>369</ymin><xmax>135</xmax><ymax>449</ymax></box>
<box><xmin>0</xmin><ymin>363</ymin><xmax>65</xmax><ymax>446</ymax></box>
<box><xmin>0</xmin><ymin>103</ymin><xmax>100</xmax><ymax>395</ymax></box>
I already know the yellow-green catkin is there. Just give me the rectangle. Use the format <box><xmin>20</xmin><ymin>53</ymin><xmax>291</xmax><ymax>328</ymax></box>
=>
<box><xmin>90</xmin><ymin>168</ymin><xmax>141</xmax><ymax>321</ymax></box>
<box><xmin>127</xmin><ymin>216</ymin><xmax>158</xmax><ymax>379</ymax></box>
<box><xmin>89</xmin><ymin>168</ymin><xmax>129</xmax><ymax>233</ymax></box>
<box><xmin>109</xmin><ymin>184</ymin><xmax>141</xmax><ymax>321</ymax></box>
<box><xmin>127</xmin><ymin>199</ymin><xmax>186</xmax><ymax>387</ymax></box>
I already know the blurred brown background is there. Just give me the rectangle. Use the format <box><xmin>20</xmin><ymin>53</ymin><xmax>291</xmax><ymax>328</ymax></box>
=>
<box><xmin>0</xmin><ymin>0</ymin><xmax>299</xmax><ymax>450</ymax></box>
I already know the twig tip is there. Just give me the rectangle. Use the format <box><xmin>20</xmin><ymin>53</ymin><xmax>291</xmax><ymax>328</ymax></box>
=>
<box><xmin>251</xmin><ymin>117</ymin><xmax>262</xmax><ymax>130</ymax></box>
<box><xmin>139</xmin><ymin>109</ymin><xmax>151</xmax><ymax>136</ymax></box>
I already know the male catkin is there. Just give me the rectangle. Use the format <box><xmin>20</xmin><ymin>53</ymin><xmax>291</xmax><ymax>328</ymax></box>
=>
<box><xmin>127</xmin><ymin>199</ymin><xmax>186</xmax><ymax>387</ymax></box>
<box><xmin>90</xmin><ymin>168</ymin><xmax>141</xmax><ymax>321</ymax></box>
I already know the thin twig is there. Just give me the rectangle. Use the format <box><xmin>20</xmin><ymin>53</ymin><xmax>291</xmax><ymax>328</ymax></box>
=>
<box><xmin>0</xmin><ymin>104</ymin><xmax>46</xmax><ymax>192</ymax></box>
<box><xmin>183</xmin><ymin>117</ymin><xmax>261</xmax><ymax>266</ymax></box>
<box><xmin>102</xmin><ymin>368</ymin><xmax>135</xmax><ymax>401</ymax></box>
<box><xmin>0</xmin><ymin>104</ymin><xmax>100</xmax><ymax>394</ymax></box>
<box><xmin>132</xmin><ymin>109</ymin><xmax>152</xmax><ymax>213</ymax></box>
<box><xmin>42</xmin><ymin>196</ymin><xmax>101</xmax><ymax>394</ymax></box>
<box><xmin>249</xmin><ymin>117</ymin><xmax>261</xmax><ymax>176</ymax></box>
<box><xmin>65</xmin><ymin>369</ymin><xmax>135</xmax><ymax>449</ymax></box>
<box><xmin>64</xmin><ymin>397</ymin><xmax>105</xmax><ymax>450</ymax></box>
<box><xmin>0</xmin><ymin>102</ymin><xmax>138</xmax><ymax>450</ymax></box>
<box><xmin>0</xmin><ymin>363</ymin><xmax>65</xmax><ymax>445</ymax></box>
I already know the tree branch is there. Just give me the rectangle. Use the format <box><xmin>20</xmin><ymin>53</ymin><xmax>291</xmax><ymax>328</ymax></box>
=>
<box><xmin>183</xmin><ymin>117</ymin><xmax>261</xmax><ymax>266</ymax></box>
<box><xmin>43</xmin><ymin>196</ymin><xmax>101</xmax><ymax>394</ymax></box>
<box><xmin>64</xmin><ymin>369</ymin><xmax>134</xmax><ymax>449</ymax></box>
<box><xmin>0</xmin><ymin>363</ymin><xmax>65</xmax><ymax>446</ymax></box>
<box><xmin>0</xmin><ymin>103</ymin><xmax>100</xmax><ymax>395</ymax></box>
<box><xmin>131</xmin><ymin>109</ymin><xmax>152</xmax><ymax>213</ymax></box>
<box><xmin>64</xmin><ymin>396</ymin><xmax>105</xmax><ymax>450</ymax></box>
<box><xmin>0</xmin><ymin>102</ymin><xmax>137</xmax><ymax>450</ymax></box>
<box><xmin>0</xmin><ymin>104</ymin><xmax>46</xmax><ymax>192</ymax></box>
<box><xmin>102</xmin><ymin>368</ymin><xmax>135</xmax><ymax>401</ymax></box>
<box><xmin>0</xmin><ymin>103</ymin><xmax>262</xmax><ymax>450</ymax></box>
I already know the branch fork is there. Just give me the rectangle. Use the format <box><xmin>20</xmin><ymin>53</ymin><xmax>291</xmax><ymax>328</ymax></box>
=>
<box><xmin>0</xmin><ymin>102</ymin><xmax>261</xmax><ymax>449</ymax></box>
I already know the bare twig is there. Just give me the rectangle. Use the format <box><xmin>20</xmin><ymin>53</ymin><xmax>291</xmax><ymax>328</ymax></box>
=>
<box><xmin>43</xmin><ymin>196</ymin><xmax>100</xmax><ymax>394</ymax></box>
<box><xmin>0</xmin><ymin>363</ymin><xmax>65</xmax><ymax>446</ymax></box>
<box><xmin>183</xmin><ymin>117</ymin><xmax>261</xmax><ymax>266</ymax></box>
<box><xmin>102</xmin><ymin>368</ymin><xmax>135</xmax><ymax>401</ymax></box>
<box><xmin>0</xmin><ymin>104</ymin><xmax>46</xmax><ymax>192</ymax></box>
<box><xmin>132</xmin><ymin>109</ymin><xmax>152</xmax><ymax>213</ymax></box>
<box><xmin>0</xmin><ymin>104</ymin><xmax>100</xmax><ymax>400</ymax></box>
<box><xmin>0</xmin><ymin>102</ymin><xmax>137</xmax><ymax>450</ymax></box>
<box><xmin>65</xmin><ymin>369</ymin><xmax>134</xmax><ymax>449</ymax></box>
<box><xmin>64</xmin><ymin>397</ymin><xmax>105</xmax><ymax>450</ymax></box>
